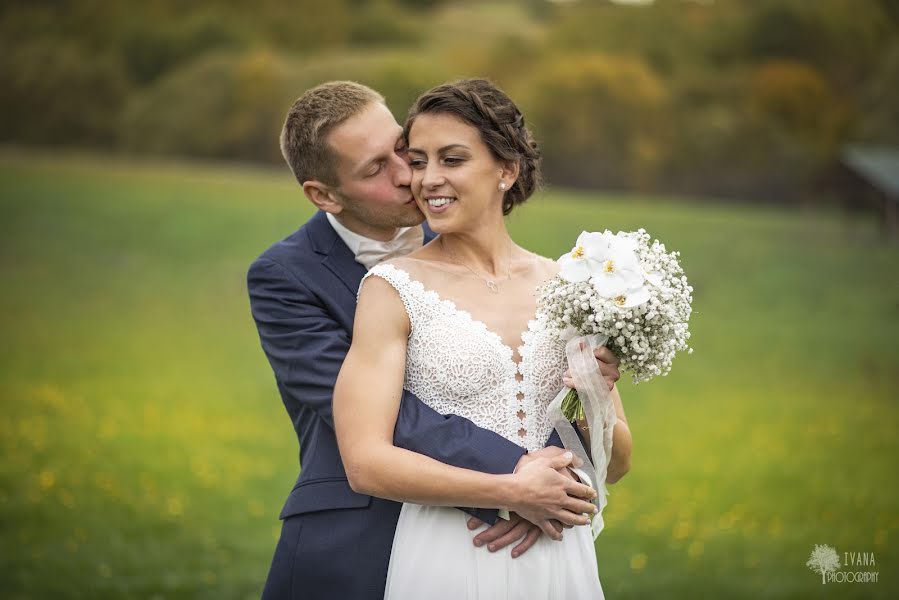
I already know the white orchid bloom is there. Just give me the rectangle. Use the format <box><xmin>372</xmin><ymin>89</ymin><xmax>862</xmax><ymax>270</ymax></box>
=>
<box><xmin>643</xmin><ymin>270</ymin><xmax>664</xmax><ymax>287</ymax></box>
<box><xmin>589</xmin><ymin>236</ymin><xmax>644</xmax><ymax>298</ymax></box>
<box><xmin>610</xmin><ymin>285</ymin><xmax>651</xmax><ymax>310</ymax></box>
<box><xmin>557</xmin><ymin>231</ymin><xmax>610</xmax><ymax>283</ymax></box>
<box><xmin>607</xmin><ymin>230</ymin><xmax>639</xmax><ymax>253</ymax></box>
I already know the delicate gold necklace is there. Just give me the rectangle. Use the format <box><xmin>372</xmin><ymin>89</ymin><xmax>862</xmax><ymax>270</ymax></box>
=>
<box><xmin>440</xmin><ymin>236</ymin><xmax>513</xmax><ymax>293</ymax></box>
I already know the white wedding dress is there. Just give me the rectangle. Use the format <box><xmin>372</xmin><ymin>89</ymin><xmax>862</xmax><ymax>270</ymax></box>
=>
<box><xmin>361</xmin><ymin>264</ymin><xmax>604</xmax><ymax>600</ymax></box>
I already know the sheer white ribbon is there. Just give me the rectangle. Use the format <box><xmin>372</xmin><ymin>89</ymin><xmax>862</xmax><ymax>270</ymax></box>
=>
<box><xmin>547</xmin><ymin>333</ymin><xmax>617</xmax><ymax>539</ymax></box>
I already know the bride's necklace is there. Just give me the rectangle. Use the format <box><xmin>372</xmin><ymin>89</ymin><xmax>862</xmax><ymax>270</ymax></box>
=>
<box><xmin>440</xmin><ymin>236</ymin><xmax>513</xmax><ymax>293</ymax></box>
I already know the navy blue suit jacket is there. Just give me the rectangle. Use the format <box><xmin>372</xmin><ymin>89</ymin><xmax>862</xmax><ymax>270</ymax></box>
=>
<box><xmin>248</xmin><ymin>211</ymin><xmax>563</xmax><ymax>599</ymax></box>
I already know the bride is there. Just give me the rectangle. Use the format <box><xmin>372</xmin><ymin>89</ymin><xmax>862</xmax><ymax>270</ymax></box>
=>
<box><xmin>334</xmin><ymin>79</ymin><xmax>631</xmax><ymax>599</ymax></box>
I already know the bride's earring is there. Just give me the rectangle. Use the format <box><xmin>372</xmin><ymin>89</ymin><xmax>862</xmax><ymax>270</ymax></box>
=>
<box><xmin>499</xmin><ymin>182</ymin><xmax>507</xmax><ymax>191</ymax></box>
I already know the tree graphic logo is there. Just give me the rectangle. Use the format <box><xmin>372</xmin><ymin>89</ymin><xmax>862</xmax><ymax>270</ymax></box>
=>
<box><xmin>806</xmin><ymin>544</ymin><xmax>841</xmax><ymax>584</ymax></box>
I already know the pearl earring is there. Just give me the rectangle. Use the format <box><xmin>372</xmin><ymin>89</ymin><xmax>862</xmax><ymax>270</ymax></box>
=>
<box><xmin>499</xmin><ymin>182</ymin><xmax>507</xmax><ymax>191</ymax></box>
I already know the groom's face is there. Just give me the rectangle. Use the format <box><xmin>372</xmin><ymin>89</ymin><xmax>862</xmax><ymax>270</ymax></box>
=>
<box><xmin>326</xmin><ymin>101</ymin><xmax>424</xmax><ymax>233</ymax></box>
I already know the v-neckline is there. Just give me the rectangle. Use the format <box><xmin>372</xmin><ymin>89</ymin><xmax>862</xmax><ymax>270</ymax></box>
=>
<box><xmin>380</xmin><ymin>263</ymin><xmax>539</xmax><ymax>371</ymax></box>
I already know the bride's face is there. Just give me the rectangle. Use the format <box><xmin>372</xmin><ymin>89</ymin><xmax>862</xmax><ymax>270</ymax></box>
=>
<box><xmin>407</xmin><ymin>113</ymin><xmax>507</xmax><ymax>234</ymax></box>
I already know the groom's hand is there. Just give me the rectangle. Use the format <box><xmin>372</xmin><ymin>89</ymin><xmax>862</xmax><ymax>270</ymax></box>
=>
<box><xmin>562</xmin><ymin>346</ymin><xmax>620</xmax><ymax>391</ymax></box>
<box><xmin>467</xmin><ymin>513</ymin><xmax>564</xmax><ymax>558</ymax></box>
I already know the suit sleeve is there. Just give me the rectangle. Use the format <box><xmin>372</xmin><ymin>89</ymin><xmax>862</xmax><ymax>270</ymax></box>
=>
<box><xmin>248</xmin><ymin>257</ymin><xmax>350</xmax><ymax>428</ymax></box>
<box><xmin>248</xmin><ymin>257</ymin><xmax>527</xmax><ymax>523</ymax></box>
<box><xmin>545</xmin><ymin>428</ymin><xmax>562</xmax><ymax>448</ymax></box>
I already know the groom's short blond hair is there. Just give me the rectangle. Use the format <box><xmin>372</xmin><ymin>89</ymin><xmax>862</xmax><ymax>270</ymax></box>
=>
<box><xmin>280</xmin><ymin>81</ymin><xmax>384</xmax><ymax>187</ymax></box>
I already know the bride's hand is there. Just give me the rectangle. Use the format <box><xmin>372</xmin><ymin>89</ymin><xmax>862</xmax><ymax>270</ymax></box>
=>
<box><xmin>562</xmin><ymin>345</ymin><xmax>620</xmax><ymax>391</ymax></box>
<box><xmin>508</xmin><ymin>452</ymin><xmax>597</xmax><ymax>541</ymax></box>
<box><xmin>517</xmin><ymin>447</ymin><xmax>583</xmax><ymax>500</ymax></box>
<box><xmin>515</xmin><ymin>445</ymin><xmax>583</xmax><ymax>472</ymax></box>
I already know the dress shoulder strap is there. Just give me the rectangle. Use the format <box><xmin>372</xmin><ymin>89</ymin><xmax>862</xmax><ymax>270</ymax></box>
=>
<box><xmin>358</xmin><ymin>263</ymin><xmax>427</xmax><ymax>334</ymax></box>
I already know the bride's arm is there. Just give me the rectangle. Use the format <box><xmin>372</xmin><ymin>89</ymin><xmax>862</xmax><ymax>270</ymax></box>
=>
<box><xmin>606</xmin><ymin>385</ymin><xmax>632</xmax><ymax>483</ymax></box>
<box><xmin>334</xmin><ymin>276</ymin><xmax>598</xmax><ymax>537</ymax></box>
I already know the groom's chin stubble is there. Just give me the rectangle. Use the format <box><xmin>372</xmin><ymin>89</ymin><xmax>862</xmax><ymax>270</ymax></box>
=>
<box><xmin>396</xmin><ymin>205</ymin><xmax>426</xmax><ymax>227</ymax></box>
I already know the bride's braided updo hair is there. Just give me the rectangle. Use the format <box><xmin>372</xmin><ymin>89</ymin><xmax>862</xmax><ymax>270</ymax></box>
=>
<box><xmin>405</xmin><ymin>79</ymin><xmax>542</xmax><ymax>215</ymax></box>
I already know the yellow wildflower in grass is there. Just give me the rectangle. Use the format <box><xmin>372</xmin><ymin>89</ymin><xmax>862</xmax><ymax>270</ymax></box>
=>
<box><xmin>33</xmin><ymin>384</ymin><xmax>67</xmax><ymax>411</ymax></box>
<box><xmin>636</xmin><ymin>510</ymin><xmax>668</xmax><ymax>535</ymax></box>
<box><xmin>630</xmin><ymin>553</ymin><xmax>648</xmax><ymax>571</ymax></box>
<box><xmin>672</xmin><ymin>520</ymin><xmax>692</xmax><ymax>540</ymax></box>
<box><xmin>167</xmin><ymin>495</ymin><xmax>184</xmax><ymax>517</ymax></box>
<box><xmin>38</xmin><ymin>469</ymin><xmax>55</xmax><ymax>491</ymax></box>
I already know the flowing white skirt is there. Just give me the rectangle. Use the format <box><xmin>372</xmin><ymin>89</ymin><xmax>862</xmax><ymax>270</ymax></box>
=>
<box><xmin>384</xmin><ymin>503</ymin><xmax>604</xmax><ymax>600</ymax></box>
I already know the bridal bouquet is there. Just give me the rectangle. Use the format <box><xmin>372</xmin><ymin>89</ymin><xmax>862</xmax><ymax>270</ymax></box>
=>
<box><xmin>539</xmin><ymin>228</ymin><xmax>693</xmax><ymax>419</ymax></box>
<box><xmin>538</xmin><ymin>229</ymin><xmax>692</xmax><ymax>538</ymax></box>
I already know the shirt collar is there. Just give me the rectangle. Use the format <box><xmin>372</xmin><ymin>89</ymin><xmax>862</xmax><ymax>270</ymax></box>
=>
<box><xmin>325</xmin><ymin>212</ymin><xmax>421</xmax><ymax>263</ymax></box>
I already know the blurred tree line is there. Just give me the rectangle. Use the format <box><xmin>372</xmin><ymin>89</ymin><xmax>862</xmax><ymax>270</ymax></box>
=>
<box><xmin>1</xmin><ymin>0</ymin><xmax>896</xmax><ymax>201</ymax></box>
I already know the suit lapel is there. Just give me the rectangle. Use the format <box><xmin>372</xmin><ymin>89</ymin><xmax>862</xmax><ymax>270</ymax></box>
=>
<box><xmin>322</xmin><ymin>241</ymin><xmax>368</xmax><ymax>298</ymax></box>
<box><xmin>308</xmin><ymin>210</ymin><xmax>436</xmax><ymax>300</ymax></box>
<box><xmin>307</xmin><ymin>211</ymin><xmax>368</xmax><ymax>300</ymax></box>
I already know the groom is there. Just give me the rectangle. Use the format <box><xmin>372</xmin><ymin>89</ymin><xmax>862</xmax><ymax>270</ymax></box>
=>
<box><xmin>248</xmin><ymin>81</ymin><xmax>622</xmax><ymax>599</ymax></box>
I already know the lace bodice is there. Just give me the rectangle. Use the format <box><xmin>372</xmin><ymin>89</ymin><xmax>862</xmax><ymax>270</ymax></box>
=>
<box><xmin>359</xmin><ymin>263</ymin><xmax>567</xmax><ymax>451</ymax></box>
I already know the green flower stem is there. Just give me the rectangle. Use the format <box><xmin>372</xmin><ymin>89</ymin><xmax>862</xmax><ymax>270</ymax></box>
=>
<box><xmin>560</xmin><ymin>388</ymin><xmax>585</xmax><ymax>422</ymax></box>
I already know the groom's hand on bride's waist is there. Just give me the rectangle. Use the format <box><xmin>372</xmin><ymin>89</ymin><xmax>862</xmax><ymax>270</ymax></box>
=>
<box><xmin>466</xmin><ymin>512</ymin><xmax>564</xmax><ymax>559</ymax></box>
<box><xmin>465</xmin><ymin>447</ymin><xmax>596</xmax><ymax>551</ymax></box>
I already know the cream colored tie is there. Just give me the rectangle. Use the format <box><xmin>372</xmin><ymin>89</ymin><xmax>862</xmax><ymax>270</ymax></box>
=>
<box><xmin>354</xmin><ymin>227</ymin><xmax>425</xmax><ymax>269</ymax></box>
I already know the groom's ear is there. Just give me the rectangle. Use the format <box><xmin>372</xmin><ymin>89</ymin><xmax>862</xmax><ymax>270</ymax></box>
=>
<box><xmin>303</xmin><ymin>180</ymin><xmax>343</xmax><ymax>215</ymax></box>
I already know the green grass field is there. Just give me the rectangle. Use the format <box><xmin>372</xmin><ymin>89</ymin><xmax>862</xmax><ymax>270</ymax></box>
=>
<box><xmin>1</xmin><ymin>151</ymin><xmax>897</xmax><ymax>599</ymax></box>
